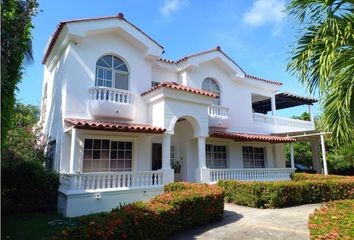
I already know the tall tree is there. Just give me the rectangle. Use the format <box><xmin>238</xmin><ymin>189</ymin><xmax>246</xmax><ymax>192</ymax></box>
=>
<box><xmin>287</xmin><ymin>0</ymin><xmax>354</xmax><ymax>145</ymax></box>
<box><xmin>1</xmin><ymin>0</ymin><xmax>38</xmax><ymax>150</ymax></box>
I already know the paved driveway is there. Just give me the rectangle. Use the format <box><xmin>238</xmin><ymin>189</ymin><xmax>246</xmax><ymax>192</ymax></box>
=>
<box><xmin>170</xmin><ymin>203</ymin><xmax>321</xmax><ymax>240</ymax></box>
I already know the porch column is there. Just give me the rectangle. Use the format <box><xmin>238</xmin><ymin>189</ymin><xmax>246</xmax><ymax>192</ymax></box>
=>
<box><xmin>308</xmin><ymin>105</ymin><xmax>315</xmax><ymax>123</ymax></box>
<box><xmin>311</xmin><ymin>140</ymin><xmax>321</xmax><ymax>173</ymax></box>
<box><xmin>271</xmin><ymin>96</ymin><xmax>276</xmax><ymax>116</ymax></box>
<box><xmin>289</xmin><ymin>143</ymin><xmax>295</xmax><ymax>169</ymax></box>
<box><xmin>69</xmin><ymin>128</ymin><xmax>77</xmax><ymax>173</ymax></box>
<box><xmin>162</xmin><ymin>133</ymin><xmax>174</xmax><ymax>184</ymax></box>
<box><xmin>196</xmin><ymin>136</ymin><xmax>210</xmax><ymax>183</ymax></box>
<box><xmin>320</xmin><ymin>133</ymin><xmax>328</xmax><ymax>175</ymax></box>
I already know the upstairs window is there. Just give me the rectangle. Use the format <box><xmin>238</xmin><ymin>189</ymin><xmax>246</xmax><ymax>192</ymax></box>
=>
<box><xmin>202</xmin><ymin>78</ymin><xmax>220</xmax><ymax>105</ymax></box>
<box><xmin>95</xmin><ymin>55</ymin><xmax>129</xmax><ymax>90</ymax></box>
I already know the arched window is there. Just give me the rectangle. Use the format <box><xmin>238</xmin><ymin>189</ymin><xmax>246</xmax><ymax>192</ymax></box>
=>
<box><xmin>95</xmin><ymin>55</ymin><xmax>129</xmax><ymax>90</ymax></box>
<box><xmin>202</xmin><ymin>78</ymin><xmax>220</xmax><ymax>105</ymax></box>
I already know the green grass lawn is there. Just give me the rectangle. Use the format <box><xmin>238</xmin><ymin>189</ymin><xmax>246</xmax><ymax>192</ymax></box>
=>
<box><xmin>2</xmin><ymin>213</ymin><xmax>75</xmax><ymax>240</ymax></box>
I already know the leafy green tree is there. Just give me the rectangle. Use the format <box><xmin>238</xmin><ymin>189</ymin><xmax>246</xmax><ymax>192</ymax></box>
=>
<box><xmin>1</xmin><ymin>0</ymin><xmax>39</xmax><ymax>150</ymax></box>
<box><xmin>2</xmin><ymin>102</ymin><xmax>46</xmax><ymax>163</ymax></box>
<box><xmin>287</xmin><ymin>0</ymin><xmax>354</xmax><ymax>146</ymax></box>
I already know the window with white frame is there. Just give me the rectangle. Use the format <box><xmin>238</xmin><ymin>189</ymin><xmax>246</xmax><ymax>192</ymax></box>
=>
<box><xmin>46</xmin><ymin>140</ymin><xmax>56</xmax><ymax>170</ymax></box>
<box><xmin>95</xmin><ymin>55</ymin><xmax>129</xmax><ymax>90</ymax></box>
<box><xmin>242</xmin><ymin>146</ymin><xmax>265</xmax><ymax>168</ymax></box>
<box><xmin>83</xmin><ymin>139</ymin><xmax>132</xmax><ymax>172</ymax></box>
<box><xmin>170</xmin><ymin>145</ymin><xmax>175</xmax><ymax>167</ymax></box>
<box><xmin>206</xmin><ymin>144</ymin><xmax>227</xmax><ymax>169</ymax></box>
<box><xmin>202</xmin><ymin>78</ymin><xmax>220</xmax><ymax>105</ymax></box>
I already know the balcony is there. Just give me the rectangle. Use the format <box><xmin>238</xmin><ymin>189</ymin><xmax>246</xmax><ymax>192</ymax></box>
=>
<box><xmin>208</xmin><ymin>105</ymin><xmax>229</xmax><ymax>129</ymax></box>
<box><xmin>253</xmin><ymin>113</ymin><xmax>314</xmax><ymax>132</ymax></box>
<box><xmin>88</xmin><ymin>87</ymin><xmax>136</xmax><ymax>120</ymax></box>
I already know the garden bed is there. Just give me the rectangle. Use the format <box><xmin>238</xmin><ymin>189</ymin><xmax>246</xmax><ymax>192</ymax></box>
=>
<box><xmin>218</xmin><ymin>173</ymin><xmax>354</xmax><ymax>208</ymax></box>
<box><xmin>53</xmin><ymin>182</ymin><xmax>224</xmax><ymax>239</ymax></box>
<box><xmin>309</xmin><ymin>199</ymin><xmax>354</xmax><ymax>239</ymax></box>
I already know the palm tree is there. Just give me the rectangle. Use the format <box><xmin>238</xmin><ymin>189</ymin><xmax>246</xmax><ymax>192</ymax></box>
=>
<box><xmin>287</xmin><ymin>0</ymin><xmax>354</xmax><ymax>145</ymax></box>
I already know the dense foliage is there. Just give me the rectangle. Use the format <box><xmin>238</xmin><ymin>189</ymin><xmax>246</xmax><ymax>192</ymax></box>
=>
<box><xmin>309</xmin><ymin>199</ymin><xmax>354</xmax><ymax>240</ymax></box>
<box><xmin>53</xmin><ymin>182</ymin><xmax>224</xmax><ymax>240</ymax></box>
<box><xmin>2</xmin><ymin>102</ymin><xmax>46</xmax><ymax>163</ymax></box>
<box><xmin>287</xmin><ymin>0</ymin><xmax>354</xmax><ymax>145</ymax></box>
<box><xmin>218</xmin><ymin>174</ymin><xmax>354</xmax><ymax>208</ymax></box>
<box><xmin>1</xmin><ymin>0</ymin><xmax>39</xmax><ymax>149</ymax></box>
<box><xmin>1</xmin><ymin>161</ymin><xmax>59</xmax><ymax>214</ymax></box>
<box><xmin>291</xmin><ymin>172</ymin><xmax>352</xmax><ymax>181</ymax></box>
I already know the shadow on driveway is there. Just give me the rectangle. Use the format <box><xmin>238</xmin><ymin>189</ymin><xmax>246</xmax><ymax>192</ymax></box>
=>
<box><xmin>170</xmin><ymin>210</ymin><xmax>244</xmax><ymax>240</ymax></box>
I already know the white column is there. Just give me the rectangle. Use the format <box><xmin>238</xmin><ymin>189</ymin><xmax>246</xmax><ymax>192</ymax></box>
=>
<box><xmin>320</xmin><ymin>133</ymin><xmax>328</xmax><ymax>175</ymax></box>
<box><xmin>162</xmin><ymin>133</ymin><xmax>174</xmax><ymax>184</ymax></box>
<box><xmin>308</xmin><ymin>105</ymin><xmax>314</xmax><ymax>123</ymax></box>
<box><xmin>196</xmin><ymin>136</ymin><xmax>210</xmax><ymax>183</ymax></box>
<box><xmin>197</xmin><ymin>137</ymin><xmax>206</xmax><ymax>169</ymax></box>
<box><xmin>271</xmin><ymin>97</ymin><xmax>276</xmax><ymax>116</ymax></box>
<box><xmin>290</xmin><ymin>143</ymin><xmax>295</xmax><ymax>169</ymax></box>
<box><xmin>69</xmin><ymin>128</ymin><xmax>77</xmax><ymax>173</ymax></box>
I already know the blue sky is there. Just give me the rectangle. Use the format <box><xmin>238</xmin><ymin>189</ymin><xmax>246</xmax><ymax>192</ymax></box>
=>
<box><xmin>17</xmin><ymin>0</ymin><xmax>318</xmax><ymax>117</ymax></box>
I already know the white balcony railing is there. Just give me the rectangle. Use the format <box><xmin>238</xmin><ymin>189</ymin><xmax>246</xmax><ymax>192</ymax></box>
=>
<box><xmin>59</xmin><ymin>170</ymin><xmax>163</xmax><ymax>192</ymax></box>
<box><xmin>210</xmin><ymin>168</ymin><xmax>295</xmax><ymax>183</ymax></box>
<box><xmin>253</xmin><ymin>113</ymin><xmax>313</xmax><ymax>129</ymax></box>
<box><xmin>89</xmin><ymin>87</ymin><xmax>135</xmax><ymax>104</ymax></box>
<box><xmin>88</xmin><ymin>87</ymin><xmax>136</xmax><ymax>120</ymax></box>
<box><xmin>208</xmin><ymin>105</ymin><xmax>229</xmax><ymax>117</ymax></box>
<box><xmin>208</xmin><ymin>105</ymin><xmax>229</xmax><ymax>128</ymax></box>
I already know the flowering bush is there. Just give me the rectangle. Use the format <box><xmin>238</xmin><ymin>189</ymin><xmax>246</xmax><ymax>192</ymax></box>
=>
<box><xmin>218</xmin><ymin>178</ymin><xmax>354</xmax><ymax>208</ymax></box>
<box><xmin>309</xmin><ymin>199</ymin><xmax>354</xmax><ymax>240</ymax></box>
<box><xmin>52</xmin><ymin>182</ymin><xmax>224</xmax><ymax>240</ymax></box>
<box><xmin>292</xmin><ymin>173</ymin><xmax>353</xmax><ymax>182</ymax></box>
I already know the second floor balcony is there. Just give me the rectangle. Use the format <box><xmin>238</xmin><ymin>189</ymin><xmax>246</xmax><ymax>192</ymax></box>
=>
<box><xmin>253</xmin><ymin>113</ymin><xmax>314</xmax><ymax>131</ymax></box>
<box><xmin>208</xmin><ymin>105</ymin><xmax>229</xmax><ymax>129</ymax></box>
<box><xmin>88</xmin><ymin>87</ymin><xmax>136</xmax><ymax>120</ymax></box>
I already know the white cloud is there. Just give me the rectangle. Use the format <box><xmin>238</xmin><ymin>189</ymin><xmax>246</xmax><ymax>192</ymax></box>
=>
<box><xmin>159</xmin><ymin>0</ymin><xmax>189</xmax><ymax>17</ymax></box>
<box><xmin>243</xmin><ymin>0</ymin><xmax>285</xmax><ymax>27</ymax></box>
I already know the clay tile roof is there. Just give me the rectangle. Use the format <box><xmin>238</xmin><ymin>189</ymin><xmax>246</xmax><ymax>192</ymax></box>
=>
<box><xmin>141</xmin><ymin>82</ymin><xmax>218</xmax><ymax>98</ymax></box>
<box><xmin>245</xmin><ymin>74</ymin><xmax>282</xmax><ymax>86</ymax></box>
<box><xmin>158</xmin><ymin>58</ymin><xmax>175</xmax><ymax>64</ymax></box>
<box><xmin>209</xmin><ymin>130</ymin><xmax>296</xmax><ymax>143</ymax></box>
<box><xmin>65</xmin><ymin>118</ymin><xmax>166</xmax><ymax>134</ymax></box>
<box><xmin>42</xmin><ymin>13</ymin><xmax>163</xmax><ymax>64</ymax></box>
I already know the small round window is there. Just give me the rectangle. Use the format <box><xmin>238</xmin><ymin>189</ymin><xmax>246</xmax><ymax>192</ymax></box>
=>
<box><xmin>95</xmin><ymin>55</ymin><xmax>129</xmax><ymax>90</ymax></box>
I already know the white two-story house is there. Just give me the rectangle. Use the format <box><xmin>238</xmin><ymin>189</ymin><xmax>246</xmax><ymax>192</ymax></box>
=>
<box><xmin>40</xmin><ymin>13</ymin><xmax>326</xmax><ymax>217</ymax></box>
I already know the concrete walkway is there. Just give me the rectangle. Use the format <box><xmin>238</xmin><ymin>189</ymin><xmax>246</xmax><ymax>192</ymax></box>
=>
<box><xmin>170</xmin><ymin>203</ymin><xmax>321</xmax><ymax>240</ymax></box>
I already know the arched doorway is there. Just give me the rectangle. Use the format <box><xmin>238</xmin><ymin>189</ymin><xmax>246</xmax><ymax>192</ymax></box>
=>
<box><xmin>171</xmin><ymin>116</ymin><xmax>200</xmax><ymax>182</ymax></box>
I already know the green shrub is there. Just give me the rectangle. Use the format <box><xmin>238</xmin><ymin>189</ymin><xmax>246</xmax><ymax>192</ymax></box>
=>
<box><xmin>1</xmin><ymin>161</ymin><xmax>59</xmax><ymax>214</ymax></box>
<box><xmin>53</xmin><ymin>183</ymin><xmax>224</xmax><ymax>240</ymax></box>
<box><xmin>309</xmin><ymin>199</ymin><xmax>354</xmax><ymax>239</ymax></box>
<box><xmin>291</xmin><ymin>173</ymin><xmax>352</xmax><ymax>181</ymax></box>
<box><xmin>218</xmin><ymin>179</ymin><xmax>354</xmax><ymax>208</ymax></box>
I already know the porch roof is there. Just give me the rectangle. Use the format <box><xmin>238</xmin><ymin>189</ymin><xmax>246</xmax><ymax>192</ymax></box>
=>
<box><xmin>65</xmin><ymin>118</ymin><xmax>166</xmax><ymax>134</ymax></box>
<box><xmin>253</xmin><ymin>92</ymin><xmax>318</xmax><ymax>113</ymax></box>
<box><xmin>209</xmin><ymin>130</ymin><xmax>296</xmax><ymax>143</ymax></box>
<box><xmin>141</xmin><ymin>82</ymin><xmax>218</xmax><ymax>98</ymax></box>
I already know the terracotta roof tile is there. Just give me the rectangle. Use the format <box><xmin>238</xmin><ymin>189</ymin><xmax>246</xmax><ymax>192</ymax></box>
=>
<box><xmin>245</xmin><ymin>74</ymin><xmax>282</xmax><ymax>86</ymax></box>
<box><xmin>42</xmin><ymin>13</ymin><xmax>163</xmax><ymax>64</ymax></box>
<box><xmin>209</xmin><ymin>130</ymin><xmax>296</xmax><ymax>143</ymax></box>
<box><xmin>141</xmin><ymin>82</ymin><xmax>218</xmax><ymax>98</ymax></box>
<box><xmin>65</xmin><ymin>118</ymin><xmax>166</xmax><ymax>133</ymax></box>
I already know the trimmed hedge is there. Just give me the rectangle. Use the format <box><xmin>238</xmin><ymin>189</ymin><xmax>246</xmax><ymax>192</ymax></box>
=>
<box><xmin>218</xmin><ymin>178</ymin><xmax>354</xmax><ymax>208</ymax></box>
<box><xmin>1</xmin><ymin>161</ymin><xmax>59</xmax><ymax>214</ymax></box>
<box><xmin>291</xmin><ymin>173</ymin><xmax>353</xmax><ymax>181</ymax></box>
<box><xmin>309</xmin><ymin>199</ymin><xmax>354</xmax><ymax>239</ymax></box>
<box><xmin>53</xmin><ymin>182</ymin><xmax>224</xmax><ymax>240</ymax></box>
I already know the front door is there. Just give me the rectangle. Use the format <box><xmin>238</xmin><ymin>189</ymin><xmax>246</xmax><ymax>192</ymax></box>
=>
<box><xmin>152</xmin><ymin>143</ymin><xmax>162</xmax><ymax>170</ymax></box>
